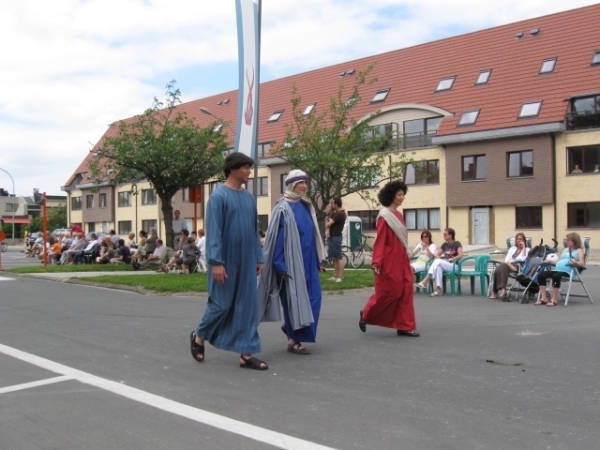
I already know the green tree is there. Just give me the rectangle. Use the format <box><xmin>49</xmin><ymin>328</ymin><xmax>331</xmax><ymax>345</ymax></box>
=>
<box><xmin>47</xmin><ymin>203</ymin><xmax>67</xmax><ymax>231</ymax></box>
<box><xmin>89</xmin><ymin>81</ymin><xmax>228</xmax><ymax>247</ymax></box>
<box><xmin>271</xmin><ymin>63</ymin><xmax>412</xmax><ymax>227</ymax></box>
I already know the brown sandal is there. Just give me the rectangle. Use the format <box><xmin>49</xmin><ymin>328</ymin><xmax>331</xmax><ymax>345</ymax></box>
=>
<box><xmin>287</xmin><ymin>342</ymin><xmax>311</xmax><ymax>355</ymax></box>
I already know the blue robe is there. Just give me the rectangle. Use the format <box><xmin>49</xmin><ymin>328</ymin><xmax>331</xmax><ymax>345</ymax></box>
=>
<box><xmin>196</xmin><ymin>186</ymin><xmax>264</xmax><ymax>354</ymax></box>
<box><xmin>273</xmin><ymin>201</ymin><xmax>322</xmax><ymax>343</ymax></box>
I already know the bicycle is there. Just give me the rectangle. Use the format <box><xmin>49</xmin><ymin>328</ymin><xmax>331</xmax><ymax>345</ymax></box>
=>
<box><xmin>348</xmin><ymin>234</ymin><xmax>375</xmax><ymax>268</ymax></box>
<box><xmin>323</xmin><ymin>242</ymin><xmax>350</xmax><ymax>268</ymax></box>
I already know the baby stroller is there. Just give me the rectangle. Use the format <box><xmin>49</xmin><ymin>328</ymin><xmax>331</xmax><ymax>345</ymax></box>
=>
<box><xmin>507</xmin><ymin>238</ymin><xmax>558</xmax><ymax>304</ymax></box>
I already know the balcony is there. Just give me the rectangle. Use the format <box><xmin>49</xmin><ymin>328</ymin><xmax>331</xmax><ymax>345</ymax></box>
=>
<box><xmin>566</xmin><ymin>111</ymin><xmax>600</xmax><ymax>131</ymax></box>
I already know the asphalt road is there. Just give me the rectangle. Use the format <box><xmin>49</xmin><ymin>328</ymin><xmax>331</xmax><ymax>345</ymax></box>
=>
<box><xmin>1</xmin><ymin>266</ymin><xmax>599</xmax><ymax>450</ymax></box>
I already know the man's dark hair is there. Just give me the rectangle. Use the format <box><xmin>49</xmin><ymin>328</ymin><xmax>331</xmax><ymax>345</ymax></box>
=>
<box><xmin>90</xmin><ymin>233</ymin><xmax>97</xmax><ymax>240</ymax></box>
<box><xmin>223</xmin><ymin>152</ymin><xmax>254</xmax><ymax>177</ymax></box>
<box><xmin>377</xmin><ymin>181</ymin><xmax>408</xmax><ymax>207</ymax></box>
<box><xmin>109</xmin><ymin>230</ymin><xmax>116</xmax><ymax>235</ymax></box>
<box><xmin>157</xmin><ymin>239</ymin><xmax>163</xmax><ymax>246</ymax></box>
<box><xmin>332</xmin><ymin>196</ymin><xmax>342</xmax><ymax>208</ymax></box>
<box><xmin>187</xmin><ymin>237</ymin><xmax>196</xmax><ymax>244</ymax></box>
<box><xmin>181</xmin><ymin>229</ymin><xmax>190</xmax><ymax>237</ymax></box>
<box><xmin>118</xmin><ymin>239</ymin><xmax>125</xmax><ymax>246</ymax></box>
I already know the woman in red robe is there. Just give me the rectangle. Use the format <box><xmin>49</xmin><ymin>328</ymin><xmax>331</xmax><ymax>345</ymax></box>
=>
<box><xmin>359</xmin><ymin>180</ymin><xmax>419</xmax><ymax>337</ymax></box>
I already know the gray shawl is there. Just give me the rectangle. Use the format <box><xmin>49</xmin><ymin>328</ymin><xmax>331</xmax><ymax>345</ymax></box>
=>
<box><xmin>257</xmin><ymin>198</ymin><xmax>324</xmax><ymax>329</ymax></box>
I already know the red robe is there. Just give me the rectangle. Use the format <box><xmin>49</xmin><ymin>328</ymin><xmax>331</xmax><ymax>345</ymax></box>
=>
<box><xmin>362</xmin><ymin>211</ymin><xmax>416</xmax><ymax>330</ymax></box>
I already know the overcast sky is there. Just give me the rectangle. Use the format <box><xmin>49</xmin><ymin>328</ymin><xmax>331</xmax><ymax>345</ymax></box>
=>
<box><xmin>1</xmin><ymin>0</ymin><xmax>597</xmax><ymax>197</ymax></box>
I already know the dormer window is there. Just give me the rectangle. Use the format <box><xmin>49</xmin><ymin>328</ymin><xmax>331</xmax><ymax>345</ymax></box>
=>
<box><xmin>539</xmin><ymin>58</ymin><xmax>557</xmax><ymax>74</ymax></box>
<box><xmin>302</xmin><ymin>103</ymin><xmax>316</xmax><ymax>116</ymax></box>
<box><xmin>458</xmin><ymin>110</ymin><xmax>480</xmax><ymax>126</ymax></box>
<box><xmin>371</xmin><ymin>89</ymin><xmax>390</xmax><ymax>103</ymax></box>
<box><xmin>475</xmin><ymin>70</ymin><xmax>491</xmax><ymax>85</ymax></box>
<box><xmin>519</xmin><ymin>101</ymin><xmax>542</xmax><ymax>118</ymax></box>
<box><xmin>435</xmin><ymin>77</ymin><xmax>455</xmax><ymax>92</ymax></box>
<box><xmin>267</xmin><ymin>110</ymin><xmax>284</xmax><ymax>122</ymax></box>
<box><xmin>592</xmin><ymin>50</ymin><xmax>600</xmax><ymax>66</ymax></box>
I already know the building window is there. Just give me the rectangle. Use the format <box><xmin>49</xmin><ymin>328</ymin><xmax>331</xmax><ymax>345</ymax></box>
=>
<box><xmin>348</xmin><ymin>210</ymin><xmax>379</xmax><ymax>232</ymax></box>
<box><xmin>246</xmin><ymin>177</ymin><xmax>268</xmax><ymax>196</ymax></box>
<box><xmin>404</xmin><ymin>160</ymin><xmax>440</xmax><ymax>185</ymax></box>
<box><xmin>475</xmin><ymin>70</ymin><xmax>491</xmax><ymax>85</ymax></box>
<box><xmin>142</xmin><ymin>189</ymin><xmax>157</xmax><ymax>205</ymax></box>
<box><xmin>118</xmin><ymin>192</ymin><xmax>131</xmax><ymax>207</ymax></box>
<box><xmin>209</xmin><ymin>182</ymin><xmax>223</xmax><ymax>195</ymax></box>
<box><xmin>516</xmin><ymin>206</ymin><xmax>542</xmax><ymax>228</ymax></box>
<box><xmin>99</xmin><ymin>193</ymin><xmax>107</xmax><ymax>208</ymax></box>
<box><xmin>435</xmin><ymin>77</ymin><xmax>455</xmax><ymax>92</ymax></box>
<box><xmin>118</xmin><ymin>220</ymin><xmax>132</xmax><ymax>235</ymax></box>
<box><xmin>348</xmin><ymin>167</ymin><xmax>379</xmax><ymax>190</ymax></box>
<box><xmin>402</xmin><ymin>117</ymin><xmax>442</xmax><ymax>149</ymax></box>
<box><xmin>462</xmin><ymin>155</ymin><xmax>486</xmax><ymax>181</ymax></box>
<box><xmin>71</xmin><ymin>196</ymin><xmax>82</xmax><ymax>211</ymax></box>
<box><xmin>568</xmin><ymin>94</ymin><xmax>600</xmax><ymax>130</ymax></box>
<box><xmin>404</xmin><ymin>208</ymin><xmax>441</xmax><ymax>230</ymax></box>
<box><xmin>568</xmin><ymin>202</ymin><xmax>600</xmax><ymax>228</ymax></box>
<box><xmin>280</xmin><ymin>173</ymin><xmax>288</xmax><ymax>194</ymax></box>
<box><xmin>371</xmin><ymin>89</ymin><xmax>390</xmax><ymax>103</ymax></box>
<box><xmin>458</xmin><ymin>110</ymin><xmax>480</xmax><ymax>126</ymax></box>
<box><xmin>5</xmin><ymin>203</ymin><xmax>17</xmax><ymax>212</ymax></box>
<box><xmin>141</xmin><ymin>220</ymin><xmax>157</xmax><ymax>232</ymax></box>
<box><xmin>88</xmin><ymin>222</ymin><xmax>95</xmax><ymax>232</ymax></box>
<box><xmin>100</xmin><ymin>222</ymin><xmax>109</xmax><ymax>233</ymax></box>
<box><xmin>507</xmin><ymin>151</ymin><xmax>534</xmax><ymax>177</ymax></box>
<box><xmin>182</xmin><ymin>188</ymin><xmax>190</xmax><ymax>202</ymax></box>
<box><xmin>267</xmin><ymin>110</ymin><xmax>283</xmax><ymax>122</ymax></box>
<box><xmin>592</xmin><ymin>50</ymin><xmax>600</xmax><ymax>65</ymax></box>
<box><xmin>258</xmin><ymin>215</ymin><xmax>268</xmax><ymax>232</ymax></box>
<box><xmin>519</xmin><ymin>101</ymin><xmax>542</xmax><ymax>118</ymax></box>
<box><xmin>567</xmin><ymin>145</ymin><xmax>600</xmax><ymax>174</ymax></box>
<box><xmin>256</xmin><ymin>142</ymin><xmax>273</xmax><ymax>158</ymax></box>
<box><xmin>302</xmin><ymin>103</ymin><xmax>316</xmax><ymax>115</ymax></box>
<box><xmin>85</xmin><ymin>195</ymin><xmax>94</xmax><ymax>209</ymax></box>
<box><xmin>539</xmin><ymin>58</ymin><xmax>557</xmax><ymax>74</ymax></box>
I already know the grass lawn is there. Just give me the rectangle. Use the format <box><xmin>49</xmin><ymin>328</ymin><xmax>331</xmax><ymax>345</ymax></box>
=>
<box><xmin>7</xmin><ymin>265</ymin><xmax>134</xmax><ymax>274</ymax></box>
<box><xmin>73</xmin><ymin>269</ymin><xmax>376</xmax><ymax>293</ymax></box>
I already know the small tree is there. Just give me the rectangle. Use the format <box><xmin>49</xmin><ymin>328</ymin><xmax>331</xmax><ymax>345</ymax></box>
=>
<box><xmin>89</xmin><ymin>81</ymin><xmax>228</xmax><ymax>247</ymax></box>
<box><xmin>271</xmin><ymin>63</ymin><xmax>412</xmax><ymax>228</ymax></box>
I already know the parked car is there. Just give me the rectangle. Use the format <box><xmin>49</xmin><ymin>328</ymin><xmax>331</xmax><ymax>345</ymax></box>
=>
<box><xmin>86</xmin><ymin>231</ymin><xmax>108</xmax><ymax>241</ymax></box>
<box><xmin>51</xmin><ymin>228</ymin><xmax>71</xmax><ymax>236</ymax></box>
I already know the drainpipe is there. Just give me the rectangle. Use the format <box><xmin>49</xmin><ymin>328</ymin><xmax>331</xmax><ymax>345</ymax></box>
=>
<box><xmin>551</xmin><ymin>134</ymin><xmax>557</xmax><ymax>240</ymax></box>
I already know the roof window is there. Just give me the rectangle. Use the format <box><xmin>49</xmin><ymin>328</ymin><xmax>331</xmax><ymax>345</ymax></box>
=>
<box><xmin>267</xmin><ymin>110</ymin><xmax>284</xmax><ymax>123</ymax></box>
<box><xmin>435</xmin><ymin>77</ymin><xmax>455</xmax><ymax>92</ymax></box>
<box><xmin>592</xmin><ymin>50</ymin><xmax>600</xmax><ymax>66</ymax></box>
<box><xmin>475</xmin><ymin>70</ymin><xmax>491</xmax><ymax>85</ymax></box>
<box><xmin>539</xmin><ymin>58</ymin><xmax>557</xmax><ymax>74</ymax></box>
<box><xmin>302</xmin><ymin>103</ymin><xmax>316</xmax><ymax>116</ymax></box>
<box><xmin>371</xmin><ymin>89</ymin><xmax>390</xmax><ymax>103</ymax></box>
<box><xmin>519</xmin><ymin>101</ymin><xmax>542</xmax><ymax>118</ymax></box>
<box><xmin>458</xmin><ymin>110</ymin><xmax>480</xmax><ymax>126</ymax></box>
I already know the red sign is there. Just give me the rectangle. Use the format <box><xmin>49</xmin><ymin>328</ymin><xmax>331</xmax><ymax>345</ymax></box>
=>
<box><xmin>0</xmin><ymin>231</ymin><xmax>5</xmax><ymax>241</ymax></box>
<box><xmin>189</xmin><ymin>186</ymin><xmax>202</xmax><ymax>203</ymax></box>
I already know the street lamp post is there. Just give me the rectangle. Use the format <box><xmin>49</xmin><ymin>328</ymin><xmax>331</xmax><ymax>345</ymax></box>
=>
<box><xmin>0</xmin><ymin>168</ymin><xmax>15</xmax><ymax>245</ymax></box>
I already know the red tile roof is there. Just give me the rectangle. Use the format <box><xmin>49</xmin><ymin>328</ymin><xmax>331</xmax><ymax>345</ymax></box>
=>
<box><xmin>65</xmin><ymin>4</ymin><xmax>600</xmax><ymax>187</ymax></box>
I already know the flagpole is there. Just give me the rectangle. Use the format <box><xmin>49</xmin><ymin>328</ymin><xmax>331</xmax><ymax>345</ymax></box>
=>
<box><xmin>252</xmin><ymin>0</ymin><xmax>262</xmax><ymax>201</ymax></box>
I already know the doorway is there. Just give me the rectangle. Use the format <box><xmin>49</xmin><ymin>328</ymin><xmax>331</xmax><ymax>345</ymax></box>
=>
<box><xmin>472</xmin><ymin>207</ymin><xmax>490</xmax><ymax>245</ymax></box>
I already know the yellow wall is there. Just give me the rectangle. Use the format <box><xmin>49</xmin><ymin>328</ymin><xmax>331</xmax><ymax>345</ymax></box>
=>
<box><xmin>555</xmin><ymin>130</ymin><xmax>600</xmax><ymax>244</ymax></box>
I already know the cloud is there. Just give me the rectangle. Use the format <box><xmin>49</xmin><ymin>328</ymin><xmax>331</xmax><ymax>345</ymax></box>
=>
<box><xmin>0</xmin><ymin>0</ymin><xmax>597</xmax><ymax>196</ymax></box>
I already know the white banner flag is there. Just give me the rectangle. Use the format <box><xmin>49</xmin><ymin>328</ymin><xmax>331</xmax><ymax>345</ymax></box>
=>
<box><xmin>234</xmin><ymin>0</ymin><xmax>260</xmax><ymax>158</ymax></box>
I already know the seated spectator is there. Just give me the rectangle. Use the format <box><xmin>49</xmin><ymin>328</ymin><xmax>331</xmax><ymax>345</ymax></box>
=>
<box><xmin>73</xmin><ymin>233</ymin><xmax>100</xmax><ymax>264</ymax></box>
<box><xmin>61</xmin><ymin>233</ymin><xmax>86</xmax><ymax>264</ymax></box>
<box><xmin>48</xmin><ymin>237</ymin><xmax>62</xmax><ymax>263</ymax></box>
<box><xmin>26</xmin><ymin>232</ymin><xmax>44</xmax><ymax>257</ymax></box>
<box><xmin>132</xmin><ymin>230</ymin><xmax>148</xmax><ymax>261</ymax></box>
<box><xmin>536</xmin><ymin>232</ymin><xmax>585</xmax><ymax>307</ymax></box>
<box><xmin>127</xmin><ymin>232</ymin><xmax>137</xmax><ymax>249</ymax></box>
<box><xmin>133</xmin><ymin>239</ymin><xmax>167</xmax><ymax>270</ymax></box>
<box><xmin>110</xmin><ymin>239</ymin><xmax>132</xmax><ymax>265</ymax></box>
<box><xmin>145</xmin><ymin>228</ymin><xmax>158</xmax><ymax>254</ymax></box>
<box><xmin>108</xmin><ymin>229</ymin><xmax>120</xmax><ymax>245</ymax></box>
<box><xmin>196</xmin><ymin>229</ymin><xmax>207</xmax><ymax>273</ymax></box>
<box><xmin>489</xmin><ymin>232</ymin><xmax>530</xmax><ymax>301</ymax></box>
<box><xmin>162</xmin><ymin>237</ymin><xmax>199</xmax><ymax>274</ymax></box>
<box><xmin>414</xmin><ymin>228</ymin><xmax>463</xmax><ymax>297</ymax></box>
<box><xmin>410</xmin><ymin>230</ymin><xmax>437</xmax><ymax>273</ymax></box>
<box><xmin>175</xmin><ymin>229</ymin><xmax>189</xmax><ymax>250</ymax></box>
<box><xmin>95</xmin><ymin>241</ymin><xmax>110</xmax><ymax>264</ymax></box>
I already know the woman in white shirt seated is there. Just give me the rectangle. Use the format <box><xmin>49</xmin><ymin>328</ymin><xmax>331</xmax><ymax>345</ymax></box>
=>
<box><xmin>409</xmin><ymin>230</ymin><xmax>437</xmax><ymax>273</ymax></box>
<box><xmin>490</xmin><ymin>232</ymin><xmax>529</xmax><ymax>301</ymax></box>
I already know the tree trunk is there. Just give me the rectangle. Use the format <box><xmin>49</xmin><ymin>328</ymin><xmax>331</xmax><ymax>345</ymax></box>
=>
<box><xmin>160</xmin><ymin>197</ymin><xmax>174</xmax><ymax>249</ymax></box>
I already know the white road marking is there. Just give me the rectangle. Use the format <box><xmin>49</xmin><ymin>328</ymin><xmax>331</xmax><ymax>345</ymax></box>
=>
<box><xmin>0</xmin><ymin>276</ymin><xmax>15</xmax><ymax>280</ymax></box>
<box><xmin>0</xmin><ymin>375</ymin><xmax>72</xmax><ymax>394</ymax></box>
<box><xmin>0</xmin><ymin>343</ymin><xmax>337</xmax><ymax>450</ymax></box>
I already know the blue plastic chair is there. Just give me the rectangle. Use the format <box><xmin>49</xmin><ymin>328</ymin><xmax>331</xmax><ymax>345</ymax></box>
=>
<box><xmin>455</xmin><ymin>255</ymin><xmax>491</xmax><ymax>297</ymax></box>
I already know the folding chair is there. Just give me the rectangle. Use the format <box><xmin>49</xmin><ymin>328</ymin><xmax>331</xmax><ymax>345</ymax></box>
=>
<box><xmin>560</xmin><ymin>237</ymin><xmax>593</xmax><ymax>306</ymax></box>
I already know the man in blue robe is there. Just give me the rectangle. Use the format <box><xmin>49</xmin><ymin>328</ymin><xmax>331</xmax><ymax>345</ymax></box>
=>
<box><xmin>190</xmin><ymin>153</ymin><xmax>267</xmax><ymax>370</ymax></box>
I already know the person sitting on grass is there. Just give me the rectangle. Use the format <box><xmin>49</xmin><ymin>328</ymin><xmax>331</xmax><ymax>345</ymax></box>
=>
<box><xmin>170</xmin><ymin>237</ymin><xmax>200</xmax><ymax>274</ymax></box>
<box><xmin>132</xmin><ymin>239</ymin><xmax>166</xmax><ymax>270</ymax></box>
<box><xmin>110</xmin><ymin>239</ymin><xmax>132</xmax><ymax>265</ymax></box>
